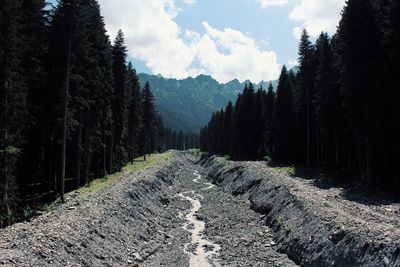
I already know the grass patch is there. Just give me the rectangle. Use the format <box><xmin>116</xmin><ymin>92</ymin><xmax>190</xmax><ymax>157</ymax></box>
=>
<box><xmin>190</xmin><ymin>149</ymin><xmax>203</xmax><ymax>156</ymax></box>
<box><xmin>42</xmin><ymin>199</ymin><xmax>62</xmax><ymax>212</ymax></box>
<box><xmin>39</xmin><ymin>152</ymin><xmax>174</xmax><ymax>213</ymax></box>
<box><xmin>273</xmin><ymin>166</ymin><xmax>296</xmax><ymax>175</ymax></box>
<box><xmin>76</xmin><ymin>151</ymin><xmax>174</xmax><ymax>196</ymax></box>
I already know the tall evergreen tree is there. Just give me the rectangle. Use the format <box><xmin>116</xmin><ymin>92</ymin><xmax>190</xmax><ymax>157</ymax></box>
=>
<box><xmin>338</xmin><ymin>0</ymin><xmax>381</xmax><ymax>184</ymax></box>
<box><xmin>0</xmin><ymin>0</ymin><xmax>25</xmax><ymax>226</ymax></box>
<box><xmin>273</xmin><ymin>66</ymin><xmax>295</xmax><ymax>163</ymax></box>
<box><xmin>297</xmin><ymin>29</ymin><xmax>317</xmax><ymax>166</ymax></box>
<box><xmin>222</xmin><ymin>101</ymin><xmax>233</xmax><ymax>155</ymax></box>
<box><xmin>232</xmin><ymin>84</ymin><xmax>256</xmax><ymax>159</ymax></box>
<box><xmin>127</xmin><ymin>63</ymin><xmax>142</xmax><ymax>163</ymax></box>
<box><xmin>314</xmin><ymin>32</ymin><xmax>342</xmax><ymax>166</ymax></box>
<box><xmin>111</xmin><ymin>30</ymin><xmax>129</xmax><ymax>171</ymax></box>
<box><xmin>142</xmin><ymin>81</ymin><xmax>155</xmax><ymax>160</ymax></box>
<box><xmin>19</xmin><ymin>0</ymin><xmax>49</xmax><ymax>197</ymax></box>
<box><xmin>264</xmin><ymin>83</ymin><xmax>275</xmax><ymax>157</ymax></box>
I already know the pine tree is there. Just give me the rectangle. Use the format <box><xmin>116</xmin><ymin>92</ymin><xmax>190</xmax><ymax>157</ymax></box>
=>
<box><xmin>19</xmin><ymin>0</ymin><xmax>49</xmax><ymax>197</ymax></box>
<box><xmin>264</xmin><ymin>83</ymin><xmax>275</xmax><ymax>157</ymax></box>
<box><xmin>338</xmin><ymin>0</ymin><xmax>381</xmax><ymax>184</ymax></box>
<box><xmin>383</xmin><ymin>0</ymin><xmax>400</xmax><ymax>189</ymax></box>
<box><xmin>222</xmin><ymin>101</ymin><xmax>233</xmax><ymax>155</ymax></box>
<box><xmin>111</xmin><ymin>29</ymin><xmax>129</xmax><ymax>171</ymax></box>
<box><xmin>0</xmin><ymin>0</ymin><xmax>26</xmax><ymax>226</ymax></box>
<box><xmin>254</xmin><ymin>88</ymin><xmax>267</xmax><ymax>157</ymax></box>
<box><xmin>142</xmin><ymin>81</ymin><xmax>155</xmax><ymax>160</ymax></box>
<box><xmin>273</xmin><ymin>66</ymin><xmax>295</xmax><ymax>163</ymax></box>
<box><xmin>127</xmin><ymin>63</ymin><xmax>142</xmax><ymax>163</ymax></box>
<box><xmin>297</xmin><ymin>29</ymin><xmax>317</xmax><ymax>166</ymax></box>
<box><xmin>232</xmin><ymin>84</ymin><xmax>256</xmax><ymax>159</ymax></box>
<box><xmin>314</xmin><ymin>32</ymin><xmax>342</xmax><ymax>166</ymax></box>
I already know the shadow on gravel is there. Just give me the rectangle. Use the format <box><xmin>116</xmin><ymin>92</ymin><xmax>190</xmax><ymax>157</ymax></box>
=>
<box><xmin>269</xmin><ymin>161</ymin><xmax>400</xmax><ymax>206</ymax></box>
<box><xmin>340</xmin><ymin>188</ymin><xmax>399</xmax><ymax>206</ymax></box>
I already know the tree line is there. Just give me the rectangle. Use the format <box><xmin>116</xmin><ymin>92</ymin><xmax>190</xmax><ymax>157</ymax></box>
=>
<box><xmin>0</xmin><ymin>0</ymin><xmax>196</xmax><ymax>227</ymax></box>
<box><xmin>200</xmin><ymin>0</ymin><xmax>400</xmax><ymax>193</ymax></box>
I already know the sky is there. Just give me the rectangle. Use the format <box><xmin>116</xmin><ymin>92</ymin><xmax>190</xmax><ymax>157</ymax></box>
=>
<box><xmin>50</xmin><ymin>0</ymin><xmax>346</xmax><ymax>83</ymax></box>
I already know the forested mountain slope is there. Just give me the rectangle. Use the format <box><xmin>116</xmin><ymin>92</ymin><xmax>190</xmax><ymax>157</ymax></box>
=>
<box><xmin>138</xmin><ymin>73</ymin><xmax>277</xmax><ymax>133</ymax></box>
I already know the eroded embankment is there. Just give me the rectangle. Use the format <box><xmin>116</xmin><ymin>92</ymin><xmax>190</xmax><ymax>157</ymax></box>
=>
<box><xmin>200</xmin><ymin>154</ymin><xmax>400</xmax><ymax>267</ymax></box>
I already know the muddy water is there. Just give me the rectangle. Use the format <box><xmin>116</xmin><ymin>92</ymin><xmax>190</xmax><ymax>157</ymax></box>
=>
<box><xmin>178</xmin><ymin>170</ymin><xmax>221</xmax><ymax>267</ymax></box>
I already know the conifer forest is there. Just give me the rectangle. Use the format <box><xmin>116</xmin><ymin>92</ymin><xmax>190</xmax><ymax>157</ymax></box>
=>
<box><xmin>201</xmin><ymin>0</ymin><xmax>400</xmax><ymax>194</ymax></box>
<box><xmin>0</xmin><ymin>0</ymin><xmax>198</xmax><ymax>226</ymax></box>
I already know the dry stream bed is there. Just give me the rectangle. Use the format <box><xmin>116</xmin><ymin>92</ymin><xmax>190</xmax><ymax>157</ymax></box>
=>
<box><xmin>0</xmin><ymin>151</ymin><xmax>398</xmax><ymax>266</ymax></box>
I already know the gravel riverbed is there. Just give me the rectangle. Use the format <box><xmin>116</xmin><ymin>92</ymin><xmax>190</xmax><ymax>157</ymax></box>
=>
<box><xmin>1</xmin><ymin>151</ymin><xmax>398</xmax><ymax>266</ymax></box>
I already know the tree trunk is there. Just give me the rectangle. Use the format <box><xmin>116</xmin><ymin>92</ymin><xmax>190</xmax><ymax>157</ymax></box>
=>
<box><xmin>108</xmin><ymin>134</ymin><xmax>113</xmax><ymax>172</ymax></box>
<box><xmin>82</xmin><ymin>127</ymin><xmax>91</xmax><ymax>185</ymax></box>
<box><xmin>75</xmin><ymin>112</ymin><xmax>82</xmax><ymax>188</ymax></box>
<box><xmin>60</xmin><ymin>31</ymin><xmax>72</xmax><ymax>203</ymax></box>
<box><xmin>148</xmin><ymin>135</ymin><xmax>151</xmax><ymax>157</ymax></box>
<box><xmin>306</xmin><ymin>86</ymin><xmax>311</xmax><ymax>166</ymax></box>
<box><xmin>102</xmin><ymin>130</ymin><xmax>107</xmax><ymax>176</ymax></box>
<box><xmin>334</xmin><ymin>126</ymin><xmax>339</xmax><ymax>168</ymax></box>
<box><xmin>131</xmin><ymin>132</ymin><xmax>135</xmax><ymax>164</ymax></box>
<box><xmin>4</xmin><ymin>92</ymin><xmax>11</xmax><ymax>226</ymax></box>
<box><xmin>365</xmin><ymin>101</ymin><xmax>372</xmax><ymax>186</ymax></box>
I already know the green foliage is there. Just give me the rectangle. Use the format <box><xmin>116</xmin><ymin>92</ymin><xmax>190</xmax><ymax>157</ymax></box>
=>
<box><xmin>138</xmin><ymin>73</ymin><xmax>277</xmax><ymax>133</ymax></box>
<box><xmin>275</xmin><ymin>216</ymin><xmax>291</xmax><ymax>233</ymax></box>
<box><xmin>273</xmin><ymin>166</ymin><xmax>295</xmax><ymax>176</ymax></box>
<box><xmin>78</xmin><ymin>152</ymin><xmax>173</xmax><ymax>195</ymax></box>
<box><xmin>3</xmin><ymin>146</ymin><xmax>21</xmax><ymax>155</ymax></box>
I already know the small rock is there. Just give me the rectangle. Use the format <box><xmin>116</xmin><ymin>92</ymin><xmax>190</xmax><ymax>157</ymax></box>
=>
<box><xmin>133</xmin><ymin>253</ymin><xmax>143</xmax><ymax>262</ymax></box>
<box><xmin>165</xmin><ymin>234</ymin><xmax>173</xmax><ymax>239</ymax></box>
<box><xmin>270</xmin><ymin>241</ymin><xmax>276</xmax><ymax>246</ymax></box>
<box><xmin>383</xmin><ymin>257</ymin><xmax>390</xmax><ymax>266</ymax></box>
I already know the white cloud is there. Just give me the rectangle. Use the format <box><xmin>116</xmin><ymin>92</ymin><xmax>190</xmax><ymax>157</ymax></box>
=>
<box><xmin>288</xmin><ymin>59</ymin><xmax>298</xmax><ymax>67</ymax></box>
<box><xmin>194</xmin><ymin>22</ymin><xmax>280</xmax><ymax>83</ymax></box>
<box><xmin>257</xmin><ymin>0</ymin><xmax>289</xmax><ymax>8</ymax></box>
<box><xmin>289</xmin><ymin>0</ymin><xmax>345</xmax><ymax>40</ymax></box>
<box><xmin>99</xmin><ymin>0</ymin><xmax>281</xmax><ymax>83</ymax></box>
<box><xmin>182</xmin><ymin>0</ymin><xmax>197</xmax><ymax>4</ymax></box>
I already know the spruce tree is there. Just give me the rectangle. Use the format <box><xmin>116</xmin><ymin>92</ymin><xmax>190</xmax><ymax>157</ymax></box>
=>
<box><xmin>297</xmin><ymin>29</ymin><xmax>317</xmax><ymax>166</ymax></box>
<box><xmin>264</xmin><ymin>83</ymin><xmax>275</xmax><ymax>157</ymax></box>
<box><xmin>142</xmin><ymin>81</ymin><xmax>155</xmax><ymax>160</ymax></box>
<box><xmin>273</xmin><ymin>66</ymin><xmax>295</xmax><ymax>163</ymax></box>
<box><xmin>338</xmin><ymin>0</ymin><xmax>381</xmax><ymax>184</ymax></box>
<box><xmin>222</xmin><ymin>101</ymin><xmax>233</xmax><ymax>155</ymax></box>
<box><xmin>127</xmin><ymin>63</ymin><xmax>143</xmax><ymax>163</ymax></box>
<box><xmin>111</xmin><ymin>30</ymin><xmax>129</xmax><ymax>171</ymax></box>
<box><xmin>314</xmin><ymin>32</ymin><xmax>339</xmax><ymax>166</ymax></box>
<box><xmin>0</xmin><ymin>0</ymin><xmax>25</xmax><ymax>226</ymax></box>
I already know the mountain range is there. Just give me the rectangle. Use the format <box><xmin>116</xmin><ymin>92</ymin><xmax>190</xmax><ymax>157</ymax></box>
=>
<box><xmin>138</xmin><ymin>73</ymin><xmax>277</xmax><ymax>133</ymax></box>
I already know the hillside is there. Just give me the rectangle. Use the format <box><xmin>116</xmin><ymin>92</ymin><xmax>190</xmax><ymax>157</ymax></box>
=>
<box><xmin>138</xmin><ymin>74</ymin><xmax>277</xmax><ymax>133</ymax></box>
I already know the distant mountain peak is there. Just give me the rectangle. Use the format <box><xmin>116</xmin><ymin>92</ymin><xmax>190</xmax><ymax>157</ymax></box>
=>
<box><xmin>225</xmin><ymin>79</ymin><xmax>240</xmax><ymax>85</ymax></box>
